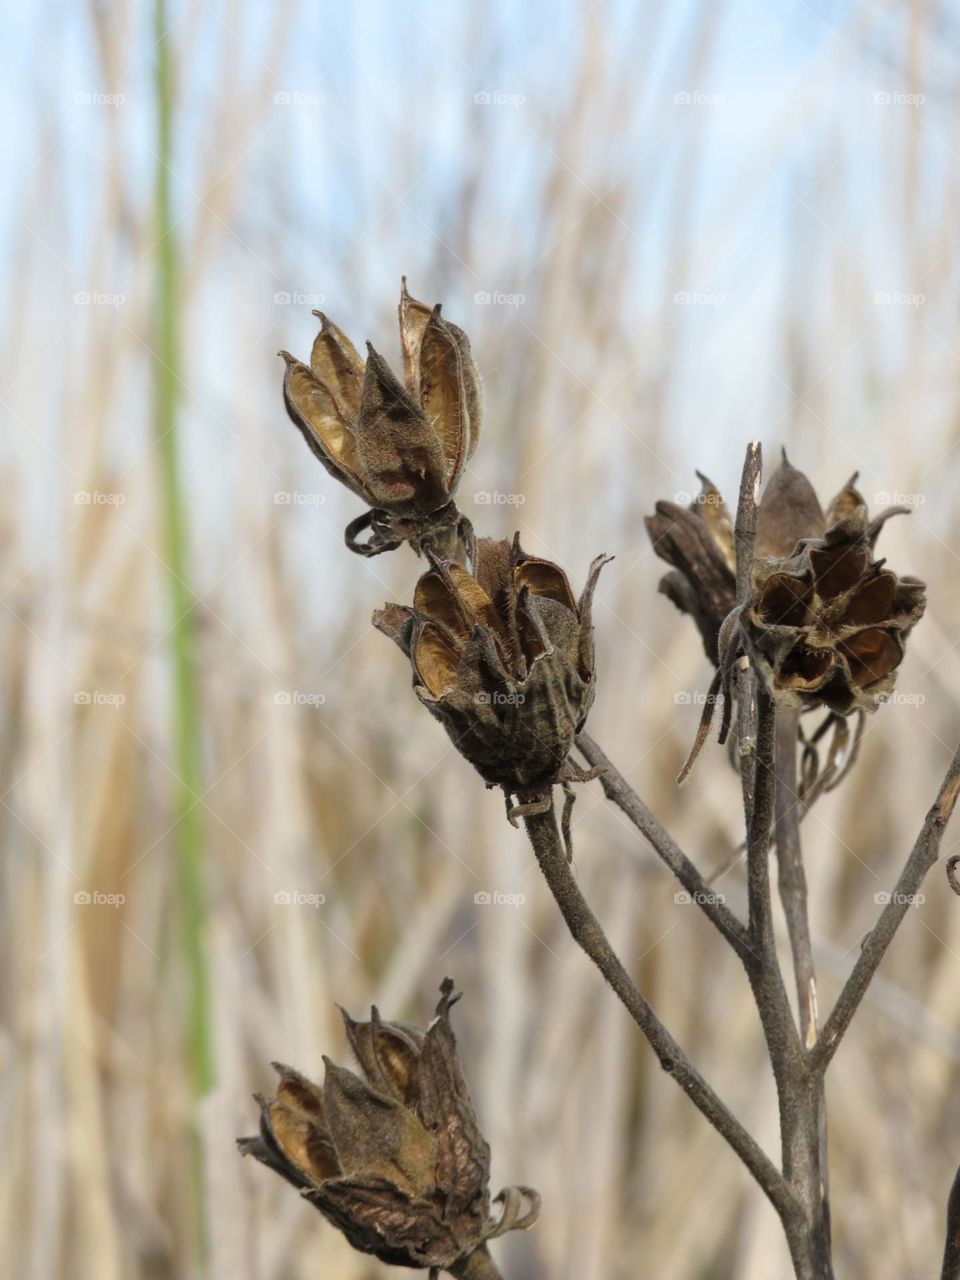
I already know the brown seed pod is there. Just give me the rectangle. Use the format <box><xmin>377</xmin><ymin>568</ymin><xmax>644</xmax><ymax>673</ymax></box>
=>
<box><xmin>374</xmin><ymin>535</ymin><xmax>611</xmax><ymax>828</ymax></box>
<box><xmin>238</xmin><ymin>980</ymin><xmax>539</xmax><ymax>1274</ymax></box>
<box><xmin>280</xmin><ymin>279</ymin><xmax>481</xmax><ymax>563</ymax></box>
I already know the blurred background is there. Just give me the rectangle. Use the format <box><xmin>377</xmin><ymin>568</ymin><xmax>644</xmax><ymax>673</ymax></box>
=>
<box><xmin>3</xmin><ymin>0</ymin><xmax>960</xmax><ymax>1276</ymax></box>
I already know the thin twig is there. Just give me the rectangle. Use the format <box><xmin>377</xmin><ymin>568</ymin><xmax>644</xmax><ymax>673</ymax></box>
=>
<box><xmin>746</xmin><ymin>688</ymin><xmax>778</xmax><ymax>955</ymax></box>
<box><xmin>813</xmin><ymin>741</ymin><xmax>960</xmax><ymax>1073</ymax></box>
<box><xmin>522</xmin><ymin>802</ymin><xmax>796</xmax><ymax>1221</ymax></box>
<box><xmin>735</xmin><ymin>440</ymin><xmax>762</xmax><ymax>602</ymax></box>
<box><xmin>774</xmin><ymin>705</ymin><xmax>818</xmax><ymax>1049</ymax></box>
<box><xmin>575</xmin><ymin>731</ymin><xmax>753</xmax><ymax>961</ymax></box>
<box><xmin>733</xmin><ymin>442</ymin><xmax>762</xmax><ymax>827</ymax></box>
<box><xmin>941</xmin><ymin>1162</ymin><xmax>960</xmax><ymax>1280</ymax></box>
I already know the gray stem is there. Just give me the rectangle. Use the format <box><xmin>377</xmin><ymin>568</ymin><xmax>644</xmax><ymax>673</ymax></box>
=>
<box><xmin>522</xmin><ymin>802</ymin><xmax>795</xmax><ymax>1222</ymax></box>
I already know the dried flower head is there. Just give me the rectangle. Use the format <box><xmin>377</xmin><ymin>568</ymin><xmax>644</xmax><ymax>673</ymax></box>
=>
<box><xmin>743</xmin><ymin>472</ymin><xmax>925</xmax><ymax>715</ymax></box>
<box><xmin>649</xmin><ymin>454</ymin><xmax>925</xmax><ymax>714</ymax></box>
<box><xmin>648</xmin><ymin>454</ymin><xmax>926</xmax><ymax>786</ymax></box>
<box><xmin>239</xmin><ymin>980</ymin><xmax>538</xmax><ymax>1278</ymax></box>
<box><xmin>280</xmin><ymin>279</ymin><xmax>481</xmax><ymax>563</ymax></box>
<box><xmin>373</xmin><ymin>535</ymin><xmax>610</xmax><ymax>831</ymax></box>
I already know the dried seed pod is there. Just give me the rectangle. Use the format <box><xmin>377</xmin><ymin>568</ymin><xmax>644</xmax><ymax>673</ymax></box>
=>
<box><xmin>373</xmin><ymin>535</ymin><xmax>611</xmax><ymax>824</ymax></box>
<box><xmin>648</xmin><ymin>453</ymin><xmax>926</xmax><ymax>782</ymax></box>
<box><xmin>741</xmin><ymin>463</ymin><xmax>925</xmax><ymax>714</ymax></box>
<box><xmin>239</xmin><ymin>980</ymin><xmax>539</xmax><ymax>1274</ymax></box>
<box><xmin>280</xmin><ymin>279</ymin><xmax>481</xmax><ymax>563</ymax></box>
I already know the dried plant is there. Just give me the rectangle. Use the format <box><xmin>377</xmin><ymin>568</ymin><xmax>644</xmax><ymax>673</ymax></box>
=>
<box><xmin>245</xmin><ymin>297</ymin><xmax>960</xmax><ymax>1280</ymax></box>
<box><xmin>280</xmin><ymin>280</ymin><xmax>480</xmax><ymax>562</ymax></box>
<box><xmin>240</xmin><ymin>980</ymin><xmax>538</xmax><ymax>1279</ymax></box>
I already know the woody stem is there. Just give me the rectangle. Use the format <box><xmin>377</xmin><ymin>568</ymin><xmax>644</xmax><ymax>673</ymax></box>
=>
<box><xmin>522</xmin><ymin>801</ymin><xmax>795</xmax><ymax>1222</ymax></box>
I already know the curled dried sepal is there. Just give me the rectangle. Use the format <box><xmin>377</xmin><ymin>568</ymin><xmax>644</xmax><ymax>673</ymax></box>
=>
<box><xmin>280</xmin><ymin>280</ymin><xmax>481</xmax><ymax>564</ymax></box>
<box><xmin>238</xmin><ymin>980</ymin><xmax>538</xmax><ymax>1273</ymax></box>
<box><xmin>374</xmin><ymin>536</ymin><xmax>611</xmax><ymax>838</ymax></box>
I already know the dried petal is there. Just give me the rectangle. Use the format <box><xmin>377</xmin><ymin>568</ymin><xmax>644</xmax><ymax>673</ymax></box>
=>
<box><xmin>413</xmin><ymin>621</ymin><xmax>462</xmax><ymax>697</ymax></box>
<box><xmin>755</xmin><ymin>452</ymin><xmax>825</xmax><ymax>557</ymax></box>
<box><xmin>310</xmin><ymin>312</ymin><xmax>364</xmax><ymax>418</ymax></box>
<box><xmin>322</xmin><ymin>1058</ymin><xmax>438</xmax><ymax>1196</ymax></box>
<box><xmin>398</xmin><ymin>277</ymin><xmax>434</xmax><ymax>395</ymax></box>
<box><xmin>695</xmin><ymin>471</ymin><xmax>736</xmax><ymax>571</ymax></box>
<box><xmin>419</xmin><ymin>306</ymin><xmax>471</xmax><ymax>489</ymax></box>
<box><xmin>355</xmin><ymin>346</ymin><xmax>448</xmax><ymax>511</ymax></box>
<box><xmin>280</xmin><ymin>353</ymin><xmax>370</xmax><ymax>501</ymax></box>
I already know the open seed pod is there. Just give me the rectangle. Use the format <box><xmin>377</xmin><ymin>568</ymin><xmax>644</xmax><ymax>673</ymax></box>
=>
<box><xmin>280</xmin><ymin>279</ymin><xmax>481</xmax><ymax>563</ymax></box>
<box><xmin>239</xmin><ymin>980</ymin><xmax>539</xmax><ymax>1277</ymax></box>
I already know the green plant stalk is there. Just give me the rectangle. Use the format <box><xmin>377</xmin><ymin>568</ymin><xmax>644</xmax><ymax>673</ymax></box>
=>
<box><xmin>153</xmin><ymin>0</ymin><xmax>214</xmax><ymax>1250</ymax></box>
